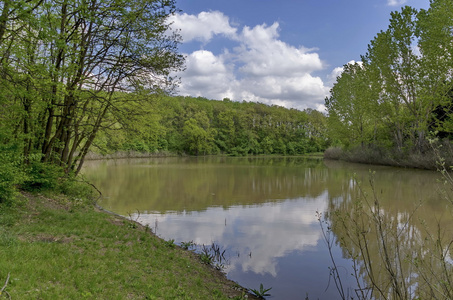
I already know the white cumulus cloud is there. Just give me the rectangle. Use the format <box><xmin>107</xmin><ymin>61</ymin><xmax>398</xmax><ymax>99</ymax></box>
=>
<box><xmin>237</xmin><ymin>23</ymin><xmax>324</xmax><ymax>76</ymax></box>
<box><xmin>177</xmin><ymin>50</ymin><xmax>238</xmax><ymax>100</ymax></box>
<box><xmin>171</xmin><ymin>11</ymin><xmax>331</xmax><ymax>111</ymax></box>
<box><xmin>168</xmin><ymin>11</ymin><xmax>237</xmax><ymax>43</ymax></box>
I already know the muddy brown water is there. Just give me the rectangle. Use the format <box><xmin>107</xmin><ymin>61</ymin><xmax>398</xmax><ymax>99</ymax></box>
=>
<box><xmin>82</xmin><ymin>156</ymin><xmax>453</xmax><ymax>299</ymax></box>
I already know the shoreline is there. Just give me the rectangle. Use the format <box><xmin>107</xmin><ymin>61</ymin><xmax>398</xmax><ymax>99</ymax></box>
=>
<box><xmin>0</xmin><ymin>192</ymin><xmax>259</xmax><ymax>299</ymax></box>
<box><xmin>84</xmin><ymin>150</ymin><xmax>325</xmax><ymax>161</ymax></box>
<box><xmin>323</xmin><ymin>145</ymin><xmax>453</xmax><ymax>171</ymax></box>
<box><xmin>92</xmin><ymin>200</ymin><xmax>259</xmax><ymax>299</ymax></box>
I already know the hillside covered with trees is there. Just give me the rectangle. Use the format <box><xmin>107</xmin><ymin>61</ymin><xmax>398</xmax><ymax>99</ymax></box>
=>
<box><xmin>325</xmin><ymin>0</ymin><xmax>453</xmax><ymax>167</ymax></box>
<box><xmin>93</xmin><ymin>95</ymin><xmax>328</xmax><ymax>157</ymax></box>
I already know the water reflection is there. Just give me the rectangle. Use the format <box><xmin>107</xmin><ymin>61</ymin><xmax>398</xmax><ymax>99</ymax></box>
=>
<box><xmin>133</xmin><ymin>195</ymin><xmax>327</xmax><ymax>277</ymax></box>
<box><xmin>324</xmin><ymin>161</ymin><xmax>453</xmax><ymax>299</ymax></box>
<box><xmin>82</xmin><ymin>157</ymin><xmax>452</xmax><ymax>299</ymax></box>
<box><xmin>126</xmin><ymin>193</ymin><xmax>353</xmax><ymax>298</ymax></box>
<box><xmin>83</xmin><ymin>157</ymin><xmax>328</xmax><ymax>214</ymax></box>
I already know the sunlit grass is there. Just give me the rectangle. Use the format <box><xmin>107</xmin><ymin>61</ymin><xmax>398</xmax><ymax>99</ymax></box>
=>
<box><xmin>0</xmin><ymin>193</ymin><xmax>250</xmax><ymax>299</ymax></box>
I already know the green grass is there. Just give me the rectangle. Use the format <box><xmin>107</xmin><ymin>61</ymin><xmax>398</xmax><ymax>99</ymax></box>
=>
<box><xmin>0</xmin><ymin>193</ymin><xmax>252</xmax><ymax>299</ymax></box>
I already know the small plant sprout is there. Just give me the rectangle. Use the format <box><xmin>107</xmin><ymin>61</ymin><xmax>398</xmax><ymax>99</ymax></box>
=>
<box><xmin>180</xmin><ymin>240</ymin><xmax>195</xmax><ymax>250</ymax></box>
<box><xmin>199</xmin><ymin>245</ymin><xmax>214</xmax><ymax>265</ymax></box>
<box><xmin>164</xmin><ymin>239</ymin><xmax>175</xmax><ymax>248</ymax></box>
<box><xmin>199</xmin><ymin>252</ymin><xmax>214</xmax><ymax>265</ymax></box>
<box><xmin>250</xmin><ymin>283</ymin><xmax>272</xmax><ymax>299</ymax></box>
<box><xmin>126</xmin><ymin>210</ymin><xmax>141</xmax><ymax>229</ymax></box>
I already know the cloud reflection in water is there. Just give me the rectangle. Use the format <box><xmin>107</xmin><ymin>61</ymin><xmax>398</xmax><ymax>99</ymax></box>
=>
<box><xmin>133</xmin><ymin>193</ymin><xmax>328</xmax><ymax>277</ymax></box>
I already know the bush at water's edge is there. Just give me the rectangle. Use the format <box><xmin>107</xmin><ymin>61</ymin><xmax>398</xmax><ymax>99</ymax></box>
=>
<box><xmin>323</xmin><ymin>141</ymin><xmax>453</xmax><ymax>170</ymax></box>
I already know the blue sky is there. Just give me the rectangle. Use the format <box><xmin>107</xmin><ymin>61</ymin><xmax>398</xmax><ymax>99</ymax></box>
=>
<box><xmin>170</xmin><ymin>0</ymin><xmax>430</xmax><ymax>111</ymax></box>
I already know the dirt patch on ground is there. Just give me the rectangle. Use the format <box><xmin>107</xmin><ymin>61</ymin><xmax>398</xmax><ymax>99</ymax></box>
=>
<box><xmin>22</xmin><ymin>192</ymin><xmax>73</xmax><ymax>211</ymax></box>
<box><xmin>19</xmin><ymin>233</ymin><xmax>75</xmax><ymax>244</ymax></box>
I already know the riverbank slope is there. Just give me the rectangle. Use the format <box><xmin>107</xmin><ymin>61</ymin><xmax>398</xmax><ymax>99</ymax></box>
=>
<box><xmin>0</xmin><ymin>192</ymin><xmax>256</xmax><ymax>299</ymax></box>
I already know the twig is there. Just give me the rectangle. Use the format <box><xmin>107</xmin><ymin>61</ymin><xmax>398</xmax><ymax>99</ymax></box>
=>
<box><xmin>0</xmin><ymin>272</ymin><xmax>11</xmax><ymax>299</ymax></box>
<box><xmin>317</xmin><ymin>211</ymin><xmax>347</xmax><ymax>299</ymax></box>
<box><xmin>76</xmin><ymin>175</ymin><xmax>103</xmax><ymax>204</ymax></box>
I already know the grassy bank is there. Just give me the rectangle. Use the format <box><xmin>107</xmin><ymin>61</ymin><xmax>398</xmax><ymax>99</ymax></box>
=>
<box><xmin>0</xmin><ymin>192</ymin><xmax>255</xmax><ymax>299</ymax></box>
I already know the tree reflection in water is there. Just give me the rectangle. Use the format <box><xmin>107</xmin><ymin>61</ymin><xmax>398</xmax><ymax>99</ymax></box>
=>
<box><xmin>324</xmin><ymin>172</ymin><xmax>453</xmax><ymax>300</ymax></box>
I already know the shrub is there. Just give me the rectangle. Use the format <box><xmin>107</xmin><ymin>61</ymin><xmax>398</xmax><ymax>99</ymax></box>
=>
<box><xmin>0</xmin><ymin>145</ymin><xmax>25</xmax><ymax>204</ymax></box>
<box><xmin>323</xmin><ymin>142</ymin><xmax>453</xmax><ymax>170</ymax></box>
<box><xmin>323</xmin><ymin>146</ymin><xmax>343</xmax><ymax>160</ymax></box>
<box><xmin>58</xmin><ymin>175</ymin><xmax>95</xmax><ymax>203</ymax></box>
<box><xmin>0</xmin><ymin>158</ymin><xmax>22</xmax><ymax>203</ymax></box>
<box><xmin>21</xmin><ymin>161</ymin><xmax>64</xmax><ymax>192</ymax></box>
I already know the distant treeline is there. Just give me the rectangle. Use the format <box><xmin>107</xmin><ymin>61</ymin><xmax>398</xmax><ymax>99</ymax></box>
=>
<box><xmin>94</xmin><ymin>95</ymin><xmax>329</xmax><ymax>156</ymax></box>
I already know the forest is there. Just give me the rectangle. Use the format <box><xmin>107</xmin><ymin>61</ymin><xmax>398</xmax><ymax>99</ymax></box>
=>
<box><xmin>93</xmin><ymin>95</ymin><xmax>328</xmax><ymax>157</ymax></box>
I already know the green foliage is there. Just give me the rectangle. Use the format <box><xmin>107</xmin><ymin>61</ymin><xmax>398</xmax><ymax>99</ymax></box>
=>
<box><xmin>180</xmin><ymin>240</ymin><xmax>195</xmax><ymax>250</ymax></box>
<box><xmin>199</xmin><ymin>251</ymin><xmax>214</xmax><ymax>265</ymax></box>
<box><xmin>0</xmin><ymin>128</ymin><xmax>26</xmax><ymax>203</ymax></box>
<box><xmin>0</xmin><ymin>150</ymin><xmax>23</xmax><ymax>204</ymax></box>
<box><xmin>93</xmin><ymin>95</ymin><xmax>329</xmax><ymax>157</ymax></box>
<box><xmin>326</xmin><ymin>62</ymin><xmax>378</xmax><ymax>148</ymax></box>
<box><xmin>21</xmin><ymin>161</ymin><xmax>64</xmax><ymax>192</ymax></box>
<box><xmin>164</xmin><ymin>239</ymin><xmax>176</xmax><ymax>249</ymax></box>
<box><xmin>57</xmin><ymin>176</ymin><xmax>95</xmax><ymax>204</ymax></box>
<box><xmin>0</xmin><ymin>0</ymin><xmax>186</xmax><ymax>205</ymax></box>
<box><xmin>0</xmin><ymin>0</ymin><xmax>184</xmax><ymax>178</ymax></box>
<box><xmin>182</xmin><ymin>114</ymin><xmax>217</xmax><ymax>155</ymax></box>
<box><xmin>249</xmin><ymin>283</ymin><xmax>272</xmax><ymax>299</ymax></box>
<box><xmin>326</xmin><ymin>1</ymin><xmax>453</xmax><ymax>157</ymax></box>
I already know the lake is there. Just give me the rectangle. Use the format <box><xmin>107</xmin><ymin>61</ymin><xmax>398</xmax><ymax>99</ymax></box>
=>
<box><xmin>82</xmin><ymin>156</ymin><xmax>453</xmax><ymax>299</ymax></box>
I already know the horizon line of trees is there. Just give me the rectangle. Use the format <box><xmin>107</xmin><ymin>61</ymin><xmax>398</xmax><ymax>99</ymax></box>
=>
<box><xmin>93</xmin><ymin>95</ymin><xmax>329</xmax><ymax>157</ymax></box>
<box><xmin>325</xmin><ymin>0</ymin><xmax>453</xmax><ymax>155</ymax></box>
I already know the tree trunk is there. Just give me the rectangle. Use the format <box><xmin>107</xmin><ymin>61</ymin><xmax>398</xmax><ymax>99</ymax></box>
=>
<box><xmin>0</xmin><ymin>0</ymin><xmax>11</xmax><ymax>44</ymax></box>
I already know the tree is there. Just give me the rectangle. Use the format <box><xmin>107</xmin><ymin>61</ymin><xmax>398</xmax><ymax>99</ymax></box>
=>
<box><xmin>0</xmin><ymin>0</ymin><xmax>184</xmax><ymax>175</ymax></box>
<box><xmin>182</xmin><ymin>111</ymin><xmax>217</xmax><ymax>155</ymax></box>
<box><xmin>326</xmin><ymin>63</ymin><xmax>377</xmax><ymax>148</ymax></box>
<box><xmin>215</xmin><ymin>109</ymin><xmax>236</xmax><ymax>152</ymax></box>
<box><xmin>364</xmin><ymin>7</ymin><xmax>423</xmax><ymax>152</ymax></box>
<box><xmin>417</xmin><ymin>0</ymin><xmax>453</xmax><ymax>138</ymax></box>
<box><xmin>326</xmin><ymin>2</ymin><xmax>453</xmax><ymax>155</ymax></box>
